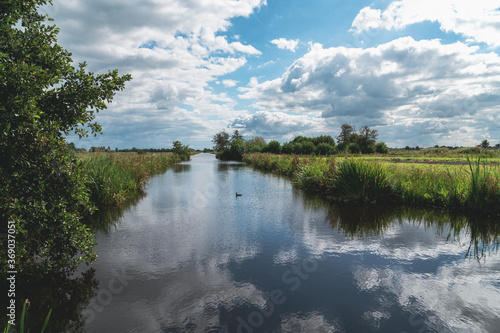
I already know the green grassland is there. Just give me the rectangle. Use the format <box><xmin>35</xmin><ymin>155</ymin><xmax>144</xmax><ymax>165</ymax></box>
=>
<box><xmin>243</xmin><ymin>152</ymin><xmax>500</xmax><ymax>216</ymax></box>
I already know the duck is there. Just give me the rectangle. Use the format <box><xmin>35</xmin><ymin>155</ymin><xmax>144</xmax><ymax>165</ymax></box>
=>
<box><xmin>236</xmin><ymin>192</ymin><xmax>242</xmax><ymax>197</ymax></box>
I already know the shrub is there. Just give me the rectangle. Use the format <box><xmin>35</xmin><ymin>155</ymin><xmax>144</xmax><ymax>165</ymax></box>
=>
<box><xmin>316</xmin><ymin>142</ymin><xmax>335</xmax><ymax>155</ymax></box>
<box><xmin>292</xmin><ymin>143</ymin><xmax>303</xmax><ymax>154</ymax></box>
<box><xmin>361</xmin><ymin>144</ymin><xmax>375</xmax><ymax>154</ymax></box>
<box><xmin>282</xmin><ymin>142</ymin><xmax>294</xmax><ymax>154</ymax></box>
<box><xmin>347</xmin><ymin>142</ymin><xmax>361</xmax><ymax>154</ymax></box>
<box><xmin>302</xmin><ymin>141</ymin><xmax>316</xmax><ymax>155</ymax></box>
<box><xmin>268</xmin><ymin>140</ymin><xmax>282</xmax><ymax>154</ymax></box>
<box><xmin>375</xmin><ymin>142</ymin><xmax>389</xmax><ymax>154</ymax></box>
<box><xmin>337</xmin><ymin>142</ymin><xmax>347</xmax><ymax>152</ymax></box>
<box><xmin>312</xmin><ymin>135</ymin><xmax>336</xmax><ymax>147</ymax></box>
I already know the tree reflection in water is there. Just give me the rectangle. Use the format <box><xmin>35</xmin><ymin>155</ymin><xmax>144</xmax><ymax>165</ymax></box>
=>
<box><xmin>300</xmin><ymin>193</ymin><xmax>499</xmax><ymax>261</ymax></box>
<box><xmin>8</xmin><ymin>269</ymin><xmax>98</xmax><ymax>333</ymax></box>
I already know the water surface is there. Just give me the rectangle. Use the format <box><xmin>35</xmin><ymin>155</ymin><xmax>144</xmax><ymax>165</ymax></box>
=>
<box><xmin>71</xmin><ymin>153</ymin><xmax>500</xmax><ymax>332</ymax></box>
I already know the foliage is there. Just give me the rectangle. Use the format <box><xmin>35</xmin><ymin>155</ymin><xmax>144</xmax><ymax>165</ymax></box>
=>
<box><xmin>465</xmin><ymin>156</ymin><xmax>500</xmax><ymax>212</ymax></box>
<box><xmin>481</xmin><ymin>139</ymin><xmax>490</xmax><ymax>149</ymax></box>
<box><xmin>246</xmin><ymin>136</ymin><xmax>267</xmax><ymax>152</ymax></box>
<box><xmin>316</xmin><ymin>142</ymin><xmax>335</xmax><ymax>155</ymax></box>
<box><xmin>212</xmin><ymin>130</ymin><xmax>231</xmax><ymax>151</ymax></box>
<box><xmin>80</xmin><ymin>153</ymin><xmax>183</xmax><ymax>207</ymax></box>
<box><xmin>375</xmin><ymin>142</ymin><xmax>389</xmax><ymax>154</ymax></box>
<box><xmin>347</xmin><ymin>142</ymin><xmax>361</xmax><ymax>154</ymax></box>
<box><xmin>301</xmin><ymin>141</ymin><xmax>316</xmax><ymax>154</ymax></box>
<box><xmin>0</xmin><ymin>0</ymin><xmax>131</xmax><ymax>274</ymax></box>
<box><xmin>282</xmin><ymin>142</ymin><xmax>294</xmax><ymax>154</ymax></box>
<box><xmin>267</xmin><ymin>140</ymin><xmax>282</xmax><ymax>154</ymax></box>
<box><xmin>172</xmin><ymin>140</ymin><xmax>191</xmax><ymax>160</ymax></box>
<box><xmin>311</xmin><ymin>135</ymin><xmax>336</xmax><ymax>147</ymax></box>
<box><xmin>243</xmin><ymin>153</ymin><xmax>500</xmax><ymax>215</ymax></box>
<box><xmin>231</xmin><ymin>130</ymin><xmax>243</xmax><ymax>142</ymax></box>
<box><xmin>336</xmin><ymin>124</ymin><xmax>355</xmax><ymax>145</ymax></box>
<box><xmin>3</xmin><ymin>300</ymin><xmax>51</xmax><ymax>333</ymax></box>
<box><xmin>358</xmin><ymin>125</ymin><xmax>378</xmax><ymax>148</ymax></box>
<box><xmin>212</xmin><ymin>124</ymin><xmax>386</xmax><ymax>161</ymax></box>
<box><xmin>335</xmin><ymin>159</ymin><xmax>389</xmax><ymax>202</ymax></box>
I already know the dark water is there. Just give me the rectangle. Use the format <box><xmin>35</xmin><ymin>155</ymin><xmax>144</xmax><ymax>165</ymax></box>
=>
<box><xmin>28</xmin><ymin>153</ymin><xmax>500</xmax><ymax>332</ymax></box>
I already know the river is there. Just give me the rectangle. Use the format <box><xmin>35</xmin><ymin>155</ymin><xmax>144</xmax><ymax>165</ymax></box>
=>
<box><xmin>29</xmin><ymin>153</ymin><xmax>500</xmax><ymax>332</ymax></box>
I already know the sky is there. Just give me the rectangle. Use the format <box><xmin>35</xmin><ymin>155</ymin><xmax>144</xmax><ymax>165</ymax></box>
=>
<box><xmin>43</xmin><ymin>0</ymin><xmax>500</xmax><ymax>149</ymax></box>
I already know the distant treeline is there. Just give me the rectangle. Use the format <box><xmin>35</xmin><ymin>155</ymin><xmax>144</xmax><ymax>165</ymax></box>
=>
<box><xmin>68</xmin><ymin>143</ymin><xmax>201</xmax><ymax>154</ymax></box>
<box><xmin>212</xmin><ymin>124</ymin><xmax>389</xmax><ymax>161</ymax></box>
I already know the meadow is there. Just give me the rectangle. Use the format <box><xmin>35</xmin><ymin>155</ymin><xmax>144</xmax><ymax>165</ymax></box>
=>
<box><xmin>242</xmin><ymin>152</ymin><xmax>500</xmax><ymax>215</ymax></box>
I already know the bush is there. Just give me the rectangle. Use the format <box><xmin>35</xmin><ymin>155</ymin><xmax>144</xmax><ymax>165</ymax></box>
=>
<box><xmin>375</xmin><ymin>142</ymin><xmax>389</xmax><ymax>154</ymax></box>
<box><xmin>316</xmin><ymin>142</ymin><xmax>335</xmax><ymax>155</ymax></box>
<box><xmin>361</xmin><ymin>144</ymin><xmax>375</xmax><ymax>154</ymax></box>
<box><xmin>337</xmin><ymin>142</ymin><xmax>347</xmax><ymax>152</ymax></box>
<box><xmin>302</xmin><ymin>141</ymin><xmax>316</xmax><ymax>155</ymax></box>
<box><xmin>282</xmin><ymin>142</ymin><xmax>294</xmax><ymax>154</ymax></box>
<box><xmin>312</xmin><ymin>135</ymin><xmax>336</xmax><ymax>147</ymax></box>
<box><xmin>347</xmin><ymin>142</ymin><xmax>361</xmax><ymax>154</ymax></box>
<box><xmin>229</xmin><ymin>139</ymin><xmax>246</xmax><ymax>160</ymax></box>
<box><xmin>292</xmin><ymin>143</ymin><xmax>303</xmax><ymax>154</ymax></box>
<box><xmin>268</xmin><ymin>140</ymin><xmax>282</xmax><ymax>154</ymax></box>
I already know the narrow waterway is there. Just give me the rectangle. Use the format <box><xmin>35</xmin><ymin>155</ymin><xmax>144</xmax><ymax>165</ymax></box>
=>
<box><xmin>53</xmin><ymin>153</ymin><xmax>500</xmax><ymax>332</ymax></box>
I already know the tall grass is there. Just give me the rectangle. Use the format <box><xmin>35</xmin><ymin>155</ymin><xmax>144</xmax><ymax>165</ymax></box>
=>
<box><xmin>466</xmin><ymin>156</ymin><xmax>500</xmax><ymax>212</ymax></box>
<box><xmin>80</xmin><ymin>153</ymin><xmax>184</xmax><ymax>206</ymax></box>
<box><xmin>335</xmin><ymin>159</ymin><xmax>389</xmax><ymax>202</ymax></box>
<box><xmin>243</xmin><ymin>153</ymin><xmax>500</xmax><ymax>214</ymax></box>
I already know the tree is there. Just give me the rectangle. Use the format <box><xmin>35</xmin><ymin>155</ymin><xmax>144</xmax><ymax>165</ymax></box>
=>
<box><xmin>357</xmin><ymin>126</ymin><xmax>378</xmax><ymax>149</ymax></box>
<box><xmin>1</xmin><ymin>0</ymin><xmax>131</xmax><ymax>274</ymax></box>
<box><xmin>347</xmin><ymin>142</ymin><xmax>361</xmax><ymax>154</ymax></box>
<box><xmin>481</xmin><ymin>139</ymin><xmax>490</xmax><ymax>149</ymax></box>
<box><xmin>172</xmin><ymin>140</ymin><xmax>190</xmax><ymax>160</ymax></box>
<box><xmin>375</xmin><ymin>142</ymin><xmax>389</xmax><ymax>154</ymax></box>
<box><xmin>231</xmin><ymin>129</ymin><xmax>243</xmax><ymax>142</ymax></box>
<box><xmin>246</xmin><ymin>136</ymin><xmax>266</xmax><ymax>153</ymax></box>
<box><xmin>212</xmin><ymin>130</ymin><xmax>231</xmax><ymax>151</ymax></box>
<box><xmin>282</xmin><ymin>142</ymin><xmax>294</xmax><ymax>154</ymax></box>
<box><xmin>292</xmin><ymin>142</ymin><xmax>303</xmax><ymax>154</ymax></box>
<box><xmin>301</xmin><ymin>141</ymin><xmax>316</xmax><ymax>155</ymax></box>
<box><xmin>267</xmin><ymin>140</ymin><xmax>282</xmax><ymax>154</ymax></box>
<box><xmin>337</xmin><ymin>124</ymin><xmax>355</xmax><ymax>145</ymax></box>
<box><xmin>316</xmin><ymin>142</ymin><xmax>334</xmax><ymax>155</ymax></box>
<box><xmin>312</xmin><ymin>135</ymin><xmax>336</xmax><ymax>147</ymax></box>
<box><xmin>228</xmin><ymin>139</ymin><xmax>245</xmax><ymax>161</ymax></box>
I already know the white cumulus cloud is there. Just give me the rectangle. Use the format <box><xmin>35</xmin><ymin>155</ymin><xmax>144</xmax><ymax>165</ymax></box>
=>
<box><xmin>270</xmin><ymin>38</ymin><xmax>300</xmax><ymax>52</ymax></box>
<box><xmin>239</xmin><ymin>37</ymin><xmax>500</xmax><ymax>146</ymax></box>
<box><xmin>351</xmin><ymin>0</ymin><xmax>500</xmax><ymax>48</ymax></box>
<box><xmin>47</xmin><ymin>0</ymin><xmax>266</xmax><ymax>148</ymax></box>
<box><xmin>222</xmin><ymin>79</ymin><xmax>239</xmax><ymax>88</ymax></box>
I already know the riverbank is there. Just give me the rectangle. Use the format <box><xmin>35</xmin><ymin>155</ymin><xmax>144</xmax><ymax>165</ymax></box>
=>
<box><xmin>243</xmin><ymin>153</ymin><xmax>500</xmax><ymax>216</ymax></box>
<box><xmin>79</xmin><ymin>153</ymin><xmax>189</xmax><ymax>207</ymax></box>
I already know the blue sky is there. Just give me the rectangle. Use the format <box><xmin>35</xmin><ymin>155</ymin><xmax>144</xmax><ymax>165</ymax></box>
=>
<box><xmin>45</xmin><ymin>0</ymin><xmax>500</xmax><ymax>149</ymax></box>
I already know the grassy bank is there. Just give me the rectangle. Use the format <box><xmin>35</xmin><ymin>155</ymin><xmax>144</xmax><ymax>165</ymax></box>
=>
<box><xmin>243</xmin><ymin>153</ymin><xmax>500</xmax><ymax>215</ymax></box>
<box><xmin>79</xmin><ymin>153</ymin><xmax>187</xmax><ymax>207</ymax></box>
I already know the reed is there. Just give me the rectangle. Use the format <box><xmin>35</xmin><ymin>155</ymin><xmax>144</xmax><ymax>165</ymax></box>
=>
<box><xmin>243</xmin><ymin>153</ymin><xmax>500</xmax><ymax>214</ymax></box>
<box><xmin>80</xmin><ymin>153</ymin><xmax>182</xmax><ymax>206</ymax></box>
<box><xmin>465</xmin><ymin>156</ymin><xmax>500</xmax><ymax>212</ymax></box>
<box><xmin>335</xmin><ymin>159</ymin><xmax>389</xmax><ymax>202</ymax></box>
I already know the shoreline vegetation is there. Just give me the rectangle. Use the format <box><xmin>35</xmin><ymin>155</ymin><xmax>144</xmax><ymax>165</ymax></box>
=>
<box><xmin>79</xmin><ymin>152</ymin><xmax>190</xmax><ymax>208</ymax></box>
<box><xmin>242</xmin><ymin>152</ymin><xmax>500</xmax><ymax>216</ymax></box>
<box><xmin>210</xmin><ymin>128</ymin><xmax>500</xmax><ymax>216</ymax></box>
